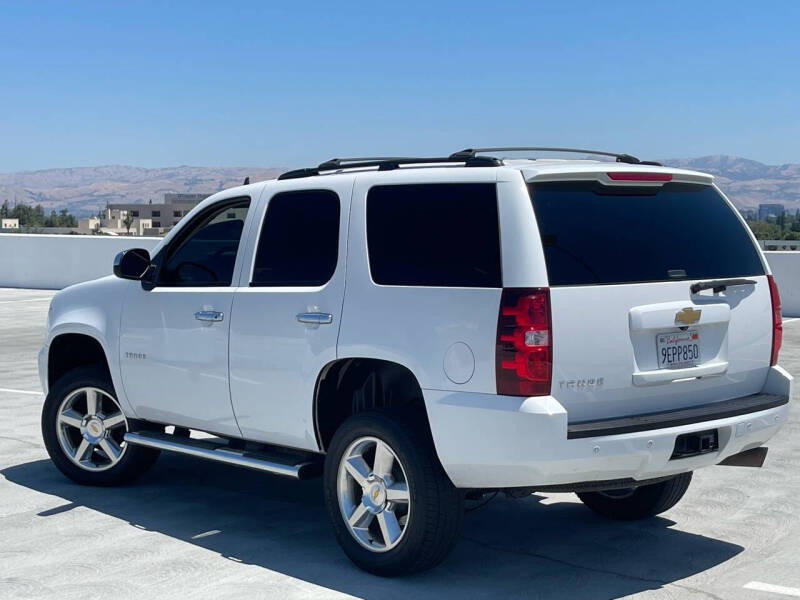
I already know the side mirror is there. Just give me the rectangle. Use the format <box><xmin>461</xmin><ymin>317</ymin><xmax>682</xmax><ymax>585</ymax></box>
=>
<box><xmin>113</xmin><ymin>248</ymin><xmax>151</xmax><ymax>280</ymax></box>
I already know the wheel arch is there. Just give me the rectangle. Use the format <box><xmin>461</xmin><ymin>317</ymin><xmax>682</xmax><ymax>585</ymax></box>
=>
<box><xmin>48</xmin><ymin>332</ymin><xmax>113</xmax><ymax>390</ymax></box>
<box><xmin>313</xmin><ymin>357</ymin><xmax>432</xmax><ymax>452</ymax></box>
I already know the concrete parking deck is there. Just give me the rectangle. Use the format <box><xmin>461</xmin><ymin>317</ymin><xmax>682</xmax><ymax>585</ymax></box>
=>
<box><xmin>1</xmin><ymin>287</ymin><xmax>798</xmax><ymax>600</ymax></box>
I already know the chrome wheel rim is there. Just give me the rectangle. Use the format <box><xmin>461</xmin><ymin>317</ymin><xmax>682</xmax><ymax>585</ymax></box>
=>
<box><xmin>56</xmin><ymin>387</ymin><xmax>129</xmax><ymax>471</ymax></box>
<box><xmin>337</xmin><ymin>436</ymin><xmax>411</xmax><ymax>553</ymax></box>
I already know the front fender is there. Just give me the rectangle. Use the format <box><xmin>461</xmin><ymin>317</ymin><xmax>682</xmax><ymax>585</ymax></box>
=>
<box><xmin>44</xmin><ymin>276</ymin><xmax>137</xmax><ymax>416</ymax></box>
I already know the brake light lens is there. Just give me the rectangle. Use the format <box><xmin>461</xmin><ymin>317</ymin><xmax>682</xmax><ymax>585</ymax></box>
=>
<box><xmin>496</xmin><ymin>288</ymin><xmax>552</xmax><ymax>396</ymax></box>
<box><xmin>768</xmin><ymin>274</ymin><xmax>782</xmax><ymax>365</ymax></box>
<box><xmin>607</xmin><ymin>172</ymin><xmax>673</xmax><ymax>181</ymax></box>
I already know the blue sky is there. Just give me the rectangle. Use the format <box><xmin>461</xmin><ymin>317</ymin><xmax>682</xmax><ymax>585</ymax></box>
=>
<box><xmin>1</xmin><ymin>1</ymin><xmax>799</xmax><ymax>171</ymax></box>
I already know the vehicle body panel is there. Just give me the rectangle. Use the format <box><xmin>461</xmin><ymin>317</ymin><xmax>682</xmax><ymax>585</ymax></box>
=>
<box><xmin>422</xmin><ymin>365</ymin><xmax>791</xmax><ymax>488</ymax></box>
<box><xmin>337</xmin><ymin>168</ymin><xmax>513</xmax><ymax>395</ymax></box>
<box><xmin>116</xmin><ymin>187</ymin><xmax>264</xmax><ymax>436</ymax></box>
<box><xmin>41</xmin><ymin>276</ymin><xmax>132</xmax><ymax>411</ymax></box>
<box><xmin>228</xmin><ymin>176</ymin><xmax>354</xmax><ymax>450</ymax></box>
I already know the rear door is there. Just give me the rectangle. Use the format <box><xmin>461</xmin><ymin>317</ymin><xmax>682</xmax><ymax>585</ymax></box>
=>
<box><xmin>228</xmin><ymin>182</ymin><xmax>350</xmax><ymax>450</ymax></box>
<box><xmin>528</xmin><ymin>175</ymin><xmax>772</xmax><ymax>423</ymax></box>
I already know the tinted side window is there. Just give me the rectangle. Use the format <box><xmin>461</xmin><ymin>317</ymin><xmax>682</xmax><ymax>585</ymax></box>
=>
<box><xmin>529</xmin><ymin>181</ymin><xmax>765</xmax><ymax>286</ymax></box>
<box><xmin>367</xmin><ymin>183</ymin><xmax>501</xmax><ymax>287</ymax></box>
<box><xmin>158</xmin><ymin>199</ymin><xmax>250</xmax><ymax>287</ymax></box>
<box><xmin>251</xmin><ymin>190</ymin><xmax>340</xmax><ymax>286</ymax></box>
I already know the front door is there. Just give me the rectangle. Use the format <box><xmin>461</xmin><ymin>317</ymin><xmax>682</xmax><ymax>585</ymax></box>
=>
<box><xmin>229</xmin><ymin>184</ymin><xmax>349</xmax><ymax>450</ymax></box>
<box><xmin>119</xmin><ymin>197</ymin><xmax>252</xmax><ymax>436</ymax></box>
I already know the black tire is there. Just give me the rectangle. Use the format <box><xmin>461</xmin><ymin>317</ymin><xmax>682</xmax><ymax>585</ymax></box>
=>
<box><xmin>577</xmin><ymin>472</ymin><xmax>693</xmax><ymax>520</ymax></box>
<box><xmin>41</xmin><ymin>366</ymin><xmax>160</xmax><ymax>486</ymax></box>
<box><xmin>323</xmin><ymin>410</ymin><xmax>463</xmax><ymax>576</ymax></box>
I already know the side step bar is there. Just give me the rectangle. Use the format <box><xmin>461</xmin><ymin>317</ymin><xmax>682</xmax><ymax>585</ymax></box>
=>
<box><xmin>124</xmin><ymin>431</ymin><xmax>322</xmax><ymax>480</ymax></box>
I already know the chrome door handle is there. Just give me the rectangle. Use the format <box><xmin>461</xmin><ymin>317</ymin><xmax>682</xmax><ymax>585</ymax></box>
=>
<box><xmin>296</xmin><ymin>312</ymin><xmax>333</xmax><ymax>325</ymax></box>
<box><xmin>194</xmin><ymin>310</ymin><xmax>224</xmax><ymax>322</ymax></box>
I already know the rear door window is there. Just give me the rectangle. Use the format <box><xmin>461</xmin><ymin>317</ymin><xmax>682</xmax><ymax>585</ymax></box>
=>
<box><xmin>367</xmin><ymin>183</ymin><xmax>501</xmax><ymax>287</ymax></box>
<box><xmin>251</xmin><ymin>190</ymin><xmax>340</xmax><ymax>287</ymax></box>
<box><xmin>528</xmin><ymin>181</ymin><xmax>765</xmax><ymax>286</ymax></box>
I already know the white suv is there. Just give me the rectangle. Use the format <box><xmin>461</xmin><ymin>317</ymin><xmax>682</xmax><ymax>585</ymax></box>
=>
<box><xmin>39</xmin><ymin>148</ymin><xmax>792</xmax><ymax>575</ymax></box>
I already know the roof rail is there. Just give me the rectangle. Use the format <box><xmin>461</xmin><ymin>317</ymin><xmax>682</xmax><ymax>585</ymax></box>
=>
<box><xmin>278</xmin><ymin>155</ymin><xmax>500</xmax><ymax>180</ymax></box>
<box><xmin>450</xmin><ymin>147</ymin><xmax>662</xmax><ymax>166</ymax></box>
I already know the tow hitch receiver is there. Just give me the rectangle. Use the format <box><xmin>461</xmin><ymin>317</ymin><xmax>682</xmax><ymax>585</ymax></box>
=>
<box><xmin>671</xmin><ymin>429</ymin><xmax>719</xmax><ymax>459</ymax></box>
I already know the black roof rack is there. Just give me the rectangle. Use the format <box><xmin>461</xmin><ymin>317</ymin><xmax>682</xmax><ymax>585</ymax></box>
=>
<box><xmin>277</xmin><ymin>147</ymin><xmax>661</xmax><ymax>180</ymax></box>
<box><xmin>450</xmin><ymin>147</ymin><xmax>662</xmax><ymax>166</ymax></box>
<box><xmin>278</xmin><ymin>155</ymin><xmax>500</xmax><ymax>180</ymax></box>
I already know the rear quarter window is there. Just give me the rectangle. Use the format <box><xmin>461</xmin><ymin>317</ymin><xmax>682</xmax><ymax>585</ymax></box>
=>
<box><xmin>528</xmin><ymin>181</ymin><xmax>765</xmax><ymax>286</ymax></box>
<box><xmin>367</xmin><ymin>183</ymin><xmax>501</xmax><ymax>287</ymax></box>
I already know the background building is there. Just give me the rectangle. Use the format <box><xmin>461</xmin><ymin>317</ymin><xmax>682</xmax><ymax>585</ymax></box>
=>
<box><xmin>77</xmin><ymin>193</ymin><xmax>209</xmax><ymax>236</ymax></box>
<box><xmin>758</xmin><ymin>203</ymin><xmax>785</xmax><ymax>221</ymax></box>
<box><xmin>1</xmin><ymin>218</ymin><xmax>20</xmax><ymax>230</ymax></box>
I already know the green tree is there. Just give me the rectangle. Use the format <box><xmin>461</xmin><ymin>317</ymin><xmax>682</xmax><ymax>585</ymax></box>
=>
<box><xmin>58</xmin><ymin>209</ymin><xmax>76</xmax><ymax>227</ymax></box>
<box><xmin>122</xmin><ymin>212</ymin><xmax>134</xmax><ymax>234</ymax></box>
<box><xmin>745</xmin><ymin>219</ymin><xmax>781</xmax><ymax>240</ymax></box>
<box><xmin>33</xmin><ymin>205</ymin><xmax>45</xmax><ymax>226</ymax></box>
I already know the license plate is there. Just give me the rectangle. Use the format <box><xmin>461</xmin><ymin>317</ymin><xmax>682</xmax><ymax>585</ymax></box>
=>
<box><xmin>657</xmin><ymin>329</ymin><xmax>700</xmax><ymax>369</ymax></box>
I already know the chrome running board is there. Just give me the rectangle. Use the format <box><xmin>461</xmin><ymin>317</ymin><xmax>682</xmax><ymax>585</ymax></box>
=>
<box><xmin>124</xmin><ymin>431</ymin><xmax>321</xmax><ymax>480</ymax></box>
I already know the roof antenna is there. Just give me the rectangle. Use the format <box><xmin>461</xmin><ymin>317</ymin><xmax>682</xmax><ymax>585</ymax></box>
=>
<box><xmin>243</xmin><ymin>176</ymin><xmax>250</xmax><ymax>185</ymax></box>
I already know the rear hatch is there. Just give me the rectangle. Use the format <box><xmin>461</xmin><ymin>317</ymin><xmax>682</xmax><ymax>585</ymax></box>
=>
<box><xmin>527</xmin><ymin>173</ymin><xmax>773</xmax><ymax>423</ymax></box>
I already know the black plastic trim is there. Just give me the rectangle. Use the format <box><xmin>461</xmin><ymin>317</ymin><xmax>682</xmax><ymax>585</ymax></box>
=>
<box><xmin>278</xmin><ymin>156</ymin><xmax>500</xmax><ymax>180</ymax></box>
<box><xmin>450</xmin><ymin>146</ymin><xmax>660</xmax><ymax>165</ymax></box>
<box><xmin>567</xmin><ymin>393</ymin><xmax>789</xmax><ymax>439</ymax></box>
<box><xmin>533</xmin><ymin>474</ymin><xmax>677</xmax><ymax>493</ymax></box>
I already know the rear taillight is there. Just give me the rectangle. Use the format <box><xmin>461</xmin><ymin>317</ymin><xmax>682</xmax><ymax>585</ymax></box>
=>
<box><xmin>768</xmin><ymin>274</ymin><xmax>782</xmax><ymax>365</ymax></box>
<box><xmin>496</xmin><ymin>288</ymin><xmax>552</xmax><ymax>396</ymax></box>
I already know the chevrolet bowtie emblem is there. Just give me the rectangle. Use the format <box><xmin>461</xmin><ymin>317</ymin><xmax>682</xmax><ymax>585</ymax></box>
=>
<box><xmin>675</xmin><ymin>307</ymin><xmax>702</xmax><ymax>325</ymax></box>
<box><xmin>372</xmin><ymin>488</ymin><xmax>380</xmax><ymax>501</ymax></box>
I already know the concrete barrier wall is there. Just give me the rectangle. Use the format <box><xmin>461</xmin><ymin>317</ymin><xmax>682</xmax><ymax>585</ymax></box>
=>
<box><xmin>764</xmin><ymin>252</ymin><xmax>800</xmax><ymax>318</ymax></box>
<box><xmin>0</xmin><ymin>234</ymin><xmax>161</xmax><ymax>290</ymax></box>
<box><xmin>0</xmin><ymin>235</ymin><xmax>798</xmax><ymax>316</ymax></box>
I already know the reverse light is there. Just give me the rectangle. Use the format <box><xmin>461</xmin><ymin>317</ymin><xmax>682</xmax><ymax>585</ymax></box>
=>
<box><xmin>496</xmin><ymin>288</ymin><xmax>552</xmax><ymax>396</ymax></box>
<box><xmin>768</xmin><ymin>274</ymin><xmax>782</xmax><ymax>365</ymax></box>
<box><xmin>607</xmin><ymin>172</ymin><xmax>673</xmax><ymax>181</ymax></box>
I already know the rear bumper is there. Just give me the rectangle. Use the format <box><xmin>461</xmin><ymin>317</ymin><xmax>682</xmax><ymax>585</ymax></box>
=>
<box><xmin>423</xmin><ymin>366</ymin><xmax>792</xmax><ymax>489</ymax></box>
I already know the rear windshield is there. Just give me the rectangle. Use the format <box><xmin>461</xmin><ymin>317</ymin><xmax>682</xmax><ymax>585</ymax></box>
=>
<box><xmin>528</xmin><ymin>181</ymin><xmax>765</xmax><ymax>286</ymax></box>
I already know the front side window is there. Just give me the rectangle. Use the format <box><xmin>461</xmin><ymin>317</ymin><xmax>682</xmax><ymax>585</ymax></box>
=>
<box><xmin>366</xmin><ymin>183</ymin><xmax>501</xmax><ymax>287</ymax></box>
<box><xmin>158</xmin><ymin>198</ymin><xmax>250</xmax><ymax>286</ymax></box>
<box><xmin>251</xmin><ymin>190</ymin><xmax>340</xmax><ymax>286</ymax></box>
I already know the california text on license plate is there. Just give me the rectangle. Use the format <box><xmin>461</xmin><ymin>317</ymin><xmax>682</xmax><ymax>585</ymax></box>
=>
<box><xmin>657</xmin><ymin>330</ymin><xmax>700</xmax><ymax>369</ymax></box>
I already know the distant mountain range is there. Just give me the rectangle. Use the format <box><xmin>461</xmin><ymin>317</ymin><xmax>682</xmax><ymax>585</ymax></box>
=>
<box><xmin>0</xmin><ymin>165</ymin><xmax>284</xmax><ymax>216</ymax></box>
<box><xmin>661</xmin><ymin>156</ymin><xmax>800</xmax><ymax>210</ymax></box>
<box><xmin>0</xmin><ymin>156</ymin><xmax>798</xmax><ymax>216</ymax></box>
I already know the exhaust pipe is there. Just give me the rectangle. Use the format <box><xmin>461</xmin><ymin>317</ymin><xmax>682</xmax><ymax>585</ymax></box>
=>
<box><xmin>718</xmin><ymin>446</ymin><xmax>768</xmax><ymax>468</ymax></box>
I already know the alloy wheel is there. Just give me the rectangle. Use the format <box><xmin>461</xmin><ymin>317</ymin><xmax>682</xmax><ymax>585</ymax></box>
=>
<box><xmin>55</xmin><ymin>387</ymin><xmax>128</xmax><ymax>471</ymax></box>
<box><xmin>337</xmin><ymin>436</ymin><xmax>411</xmax><ymax>552</ymax></box>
